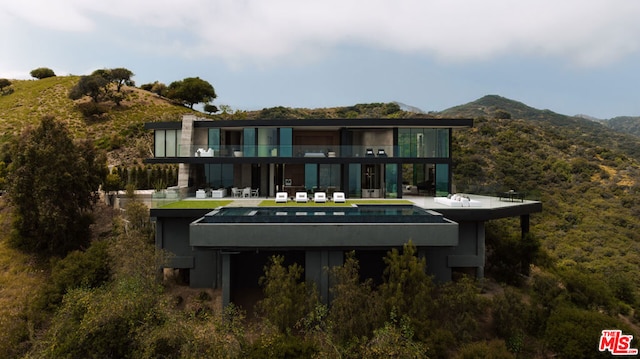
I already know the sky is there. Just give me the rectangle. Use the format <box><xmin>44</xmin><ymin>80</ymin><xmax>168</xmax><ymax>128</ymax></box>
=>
<box><xmin>2</xmin><ymin>0</ymin><xmax>640</xmax><ymax>119</ymax></box>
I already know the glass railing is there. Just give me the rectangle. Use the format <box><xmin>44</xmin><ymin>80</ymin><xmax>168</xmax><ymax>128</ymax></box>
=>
<box><xmin>174</xmin><ymin>145</ymin><xmax>404</xmax><ymax>158</ymax></box>
<box><xmin>157</xmin><ymin>144</ymin><xmax>449</xmax><ymax>159</ymax></box>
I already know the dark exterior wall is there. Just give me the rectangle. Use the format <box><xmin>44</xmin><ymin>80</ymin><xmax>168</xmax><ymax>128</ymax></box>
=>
<box><xmin>158</xmin><ymin>217</ymin><xmax>197</xmax><ymax>268</ymax></box>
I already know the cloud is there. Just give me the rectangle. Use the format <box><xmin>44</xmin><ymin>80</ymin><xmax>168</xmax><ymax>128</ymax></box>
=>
<box><xmin>4</xmin><ymin>0</ymin><xmax>640</xmax><ymax>67</ymax></box>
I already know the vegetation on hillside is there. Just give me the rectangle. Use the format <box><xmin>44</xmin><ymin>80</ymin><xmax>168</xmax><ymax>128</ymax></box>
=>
<box><xmin>0</xmin><ymin>78</ymin><xmax>639</xmax><ymax>357</ymax></box>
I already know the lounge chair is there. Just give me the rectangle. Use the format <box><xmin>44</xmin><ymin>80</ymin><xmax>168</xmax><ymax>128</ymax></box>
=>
<box><xmin>295</xmin><ymin>192</ymin><xmax>308</xmax><ymax>203</ymax></box>
<box><xmin>275</xmin><ymin>192</ymin><xmax>288</xmax><ymax>203</ymax></box>
<box><xmin>313</xmin><ymin>192</ymin><xmax>327</xmax><ymax>203</ymax></box>
<box><xmin>333</xmin><ymin>192</ymin><xmax>346</xmax><ymax>203</ymax></box>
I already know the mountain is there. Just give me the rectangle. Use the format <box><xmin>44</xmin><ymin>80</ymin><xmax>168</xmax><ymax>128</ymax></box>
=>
<box><xmin>440</xmin><ymin>95</ymin><xmax>640</xmax><ymax>161</ymax></box>
<box><xmin>601</xmin><ymin>116</ymin><xmax>640</xmax><ymax>138</ymax></box>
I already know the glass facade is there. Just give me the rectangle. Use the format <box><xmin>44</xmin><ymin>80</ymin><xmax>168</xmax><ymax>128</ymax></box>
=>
<box><xmin>243</xmin><ymin>128</ymin><xmax>256</xmax><ymax>157</ymax></box>
<box><xmin>349</xmin><ymin>164</ymin><xmax>361</xmax><ymax>197</ymax></box>
<box><xmin>398</xmin><ymin>128</ymin><xmax>450</xmax><ymax>158</ymax></box>
<box><xmin>435</xmin><ymin>164</ymin><xmax>449</xmax><ymax>197</ymax></box>
<box><xmin>152</xmin><ymin>123</ymin><xmax>454</xmax><ymax>197</ymax></box>
<box><xmin>279</xmin><ymin>128</ymin><xmax>293</xmax><ymax>157</ymax></box>
<box><xmin>154</xmin><ymin>129</ymin><xmax>181</xmax><ymax>157</ymax></box>
<box><xmin>204</xmin><ymin>164</ymin><xmax>234</xmax><ymax>188</ymax></box>
<box><xmin>385</xmin><ymin>164</ymin><xmax>398</xmax><ymax>198</ymax></box>
<box><xmin>208</xmin><ymin>129</ymin><xmax>220</xmax><ymax>151</ymax></box>
<box><xmin>304</xmin><ymin>164</ymin><xmax>318</xmax><ymax>190</ymax></box>
<box><xmin>319</xmin><ymin>164</ymin><xmax>340</xmax><ymax>189</ymax></box>
<box><xmin>258</xmin><ymin>128</ymin><xmax>277</xmax><ymax>157</ymax></box>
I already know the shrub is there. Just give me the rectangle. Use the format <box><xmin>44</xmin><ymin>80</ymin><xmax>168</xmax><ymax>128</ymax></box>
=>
<box><xmin>454</xmin><ymin>340</ymin><xmax>515</xmax><ymax>359</ymax></box>
<box><xmin>544</xmin><ymin>305</ymin><xmax>627</xmax><ymax>358</ymax></box>
<box><xmin>30</xmin><ymin>240</ymin><xmax>111</xmax><ymax>316</ymax></box>
<box><xmin>243</xmin><ymin>333</ymin><xmax>319</xmax><ymax>359</ymax></box>
<box><xmin>327</xmin><ymin>251</ymin><xmax>385</xmax><ymax>342</ymax></box>
<box><xmin>256</xmin><ymin>255</ymin><xmax>319</xmax><ymax>332</ymax></box>
<box><xmin>30</xmin><ymin>67</ymin><xmax>56</xmax><ymax>79</ymax></box>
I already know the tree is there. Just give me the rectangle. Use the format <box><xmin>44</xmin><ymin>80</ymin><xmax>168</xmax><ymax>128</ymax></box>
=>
<box><xmin>167</xmin><ymin>77</ymin><xmax>216</xmax><ymax>109</ymax></box>
<box><xmin>108</xmin><ymin>68</ymin><xmax>135</xmax><ymax>92</ymax></box>
<box><xmin>7</xmin><ymin>116</ymin><xmax>106</xmax><ymax>257</ymax></box>
<box><xmin>0</xmin><ymin>78</ymin><xmax>12</xmax><ymax>94</ymax></box>
<box><xmin>379</xmin><ymin>240</ymin><xmax>435</xmax><ymax>339</ymax></box>
<box><xmin>203</xmin><ymin>103</ymin><xmax>218</xmax><ymax>114</ymax></box>
<box><xmin>256</xmin><ymin>255</ymin><xmax>318</xmax><ymax>332</ymax></box>
<box><xmin>30</xmin><ymin>67</ymin><xmax>56</xmax><ymax>79</ymax></box>
<box><xmin>69</xmin><ymin>75</ymin><xmax>109</xmax><ymax>103</ymax></box>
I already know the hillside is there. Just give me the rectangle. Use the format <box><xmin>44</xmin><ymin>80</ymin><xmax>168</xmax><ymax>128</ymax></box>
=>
<box><xmin>0</xmin><ymin>77</ymin><xmax>198</xmax><ymax>166</ymax></box>
<box><xmin>443</xmin><ymin>95</ymin><xmax>640</xmax><ymax>291</ymax></box>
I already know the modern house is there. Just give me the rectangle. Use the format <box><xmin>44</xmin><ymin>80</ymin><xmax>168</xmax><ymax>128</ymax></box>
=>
<box><xmin>145</xmin><ymin>114</ymin><xmax>542</xmax><ymax>306</ymax></box>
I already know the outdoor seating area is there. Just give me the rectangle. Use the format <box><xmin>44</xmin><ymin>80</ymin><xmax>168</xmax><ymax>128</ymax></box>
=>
<box><xmin>231</xmin><ymin>187</ymin><xmax>259</xmax><ymax>198</ymax></box>
<box><xmin>275</xmin><ymin>192</ymin><xmax>288</xmax><ymax>203</ymax></box>
<box><xmin>313</xmin><ymin>192</ymin><xmax>327</xmax><ymax>203</ymax></box>
<box><xmin>434</xmin><ymin>194</ymin><xmax>482</xmax><ymax>207</ymax></box>
<box><xmin>295</xmin><ymin>192</ymin><xmax>308</xmax><ymax>203</ymax></box>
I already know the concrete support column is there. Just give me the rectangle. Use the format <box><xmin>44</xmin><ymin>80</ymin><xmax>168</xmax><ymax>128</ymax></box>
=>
<box><xmin>476</xmin><ymin>221</ymin><xmax>485</xmax><ymax>279</ymax></box>
<box><xmin>154</xmin><ymin>219</ymin><xmax>163</xmax><ymax>282</ymax></box>
<box><xmin>520</xmin><ymin>214</ymin><xmax>530</xmax><ymax>239</ymax></box>
<box><xmin>178</xmin><ymin>115</ymin><xmax>195</xmax><ymax>188</ymax></box>
<box><xmin>221</xmin><ymin>253</ymin><xmax>231</xmax><ymax>307</ymax></box>
<box><xmin>305</xmin><ymin>250</ymin><xmax>343</xmax><ymax>304</ymax></box>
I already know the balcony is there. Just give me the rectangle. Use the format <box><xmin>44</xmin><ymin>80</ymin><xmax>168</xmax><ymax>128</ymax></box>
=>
<box><xmin>169</xmin><ymin>145</ymin><xmax>410</xmax><ymax>158</ymax></box>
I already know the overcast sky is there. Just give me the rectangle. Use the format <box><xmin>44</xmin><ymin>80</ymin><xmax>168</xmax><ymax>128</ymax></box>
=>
<box><xmin>2</xmin><ymin>0</ymin><xmax>640</xmax><ymax>119</ymax></box>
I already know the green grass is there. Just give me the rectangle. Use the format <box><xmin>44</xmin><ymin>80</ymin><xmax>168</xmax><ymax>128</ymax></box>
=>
<box><xmin>258</xmin><ymin>199</ymin><xmax>412</xmax><ymax>207</ymax></box>
<box><xmin>158</xmin><ymin>200</ymin><xmax>233</xmax><ymax>209</ymax></box>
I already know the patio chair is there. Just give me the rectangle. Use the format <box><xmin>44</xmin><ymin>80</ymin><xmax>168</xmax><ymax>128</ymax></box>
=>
<box><xmin>231</xmin><ymin>187</ymin><xmax>241</xmax><ymax>198</ymax></box>
<box><xmin>313</xmin><ymin>192</ymin><xmax>327</xmax><ymax>203</ymax></box>
<box><xmin>251</xmin><ymin>188</ymin><xmax>259</xmax><ymax>197</ymax></box>
<box><xmin>333</xmin><ymin>192</ymin><xmax>346</xmax><ymax>203</ymax></box>
<box><xmin>242</xmin><ymin>187</ymin><xmax>251</xmax><ymax>198</ymax></box>
<box><xmin>295</xmin><ymin>192</ymin><xmax>308</xmax><ymax>203</ymax></box>
<box><xmin>275</xmin><ymin>192</ymin><xmax>288</xmax><ymax>203</ymax></box>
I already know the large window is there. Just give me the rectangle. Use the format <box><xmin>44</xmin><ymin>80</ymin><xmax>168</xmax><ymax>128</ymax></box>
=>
<box><xmin>385</xmin><ymin>164</ymin><xmax>398</xmax><ymax>198</ymax></box>
<box><xmin>304</xmin><ymin>164</ymin><xmax>317</xmax><ymax>190</ymax></box>
<box><xmin>154</xmin><ymin>129</ymin><xmax>181</xmax><ymax>157</ymax></box>
<box><xmin>243</xmin><ymin>128</ymin><xmax>256</xmax><ymax>157</ymax></box>
<box><xmin>279</xmin><ymin>128</ymin><xmax>292</xmax><ymax>157</ymax></box>
<box><xmin>208</xmin><ymin>128</ymin><xmax>220</xmax><ymax>151</ymax></box>
<box><xmin>258</xmin><ymin>128</ymin><xmax>277</xmax><ymax>157</ymax></box>
<box><xmin>204</xmin><ymin>164</ymin><xmax>233</xmax><ymax>188</ymax></box>
<box><xmin>435</xmin><ymin>164</ymin><xmax>449</xmax><ymax>196</ymax></box>
<box><xmin>398</xmin><ymin>128</ymin><xmax>449</xmax><ymax>158</ymax></box>
<box><xmin>349</xmin><ymin>164</ymin><xmax>361</xmax><ymax>197</ymax></box>
<box><xmin>319</xmin><ymin>164</ymin><xmax>340</xmax><ymax>189</ymax></box>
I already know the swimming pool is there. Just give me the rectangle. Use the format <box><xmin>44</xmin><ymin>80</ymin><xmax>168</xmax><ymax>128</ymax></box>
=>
<box><xmin>200</xmin><ymin>205</ymin><xmax>448</xmax><ymax>224</ymax></box>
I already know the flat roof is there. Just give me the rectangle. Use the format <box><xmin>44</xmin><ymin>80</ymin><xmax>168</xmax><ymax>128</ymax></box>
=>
<box><xmin>144</xmin><ymin>117</ymin><xmax>474</xmax><ymax>130</ymax></box>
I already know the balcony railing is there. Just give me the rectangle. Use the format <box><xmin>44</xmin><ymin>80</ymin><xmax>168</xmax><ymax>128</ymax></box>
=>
<box><xmin>181</xmin><ymin>145</ymin><xmax>400</xmax><ymax>158</ymax></box>
<box><xmin>155</xmin><ymin>144</ymin><xmax>448</xmax><ymax>159</ymax></box>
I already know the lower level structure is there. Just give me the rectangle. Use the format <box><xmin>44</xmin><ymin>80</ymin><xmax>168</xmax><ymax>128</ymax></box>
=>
<box><xmin>151</xmin><ymin>196</ymin><xmax>541</xmax><ymax>307</ymax></box>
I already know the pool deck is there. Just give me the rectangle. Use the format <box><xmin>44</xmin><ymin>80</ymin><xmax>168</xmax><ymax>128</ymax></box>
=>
<box><xmin>160</xmin><ymin>194</ymin><xmax>539</xmax><ymax>211</ymax></box>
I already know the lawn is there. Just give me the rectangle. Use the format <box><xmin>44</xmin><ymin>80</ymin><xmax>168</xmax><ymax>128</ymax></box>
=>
<box><xmin>159</xmin><ymin>200</ymin><xmax>233</xmax><ymax>209</ymax></box>
<box><xmin>258</xmin><ymin>199</ymin><xmax>412</xmax><ymax>207</ymax></box>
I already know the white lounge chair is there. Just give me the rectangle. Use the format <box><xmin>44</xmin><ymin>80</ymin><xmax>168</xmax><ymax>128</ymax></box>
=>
<box><xmin>295</xmin><ymin>192</ymin><xmax>308</xmax><ymax>203</ymax></box>
<box><xmin>275</xmin><ymin>192</ymin><xmax>288</xmax><ymax>203</ymax></box>
<box><xmin>313</xmin><ymin>192</ymin><xmax>327</xmax><ymax>203</ymax></box>
<box><xmin>333</xmin><ymin>192</ymin><xmax>346</xmax><ymax>203</ymax></box>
